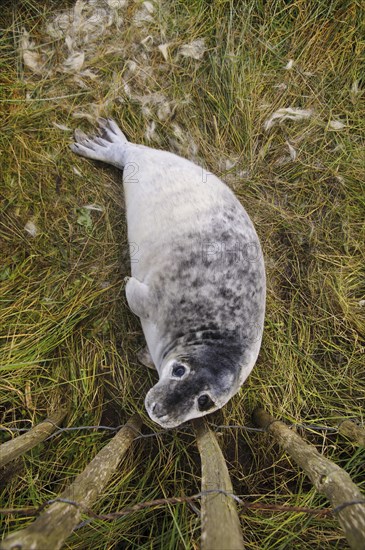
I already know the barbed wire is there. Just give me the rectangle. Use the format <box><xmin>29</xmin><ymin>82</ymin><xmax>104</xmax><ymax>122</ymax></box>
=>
<box><xmin>0</xmin><ymin>489</ymin><xmax>364</xmax><ymax>523</ymax></box>
<box><xmin>0</xmin><ymin>419</ymin><xmax>356</xmax><ymax>440</ymax></box>
<box><xmin>0</xmin><ymin>491</ymin><xmax>333</xmax><ymax>519</ymax></box>
<box><xmin>1</xmin><ymin>421</ymin><xmax>364</xmax><ymax>532</ymax></box>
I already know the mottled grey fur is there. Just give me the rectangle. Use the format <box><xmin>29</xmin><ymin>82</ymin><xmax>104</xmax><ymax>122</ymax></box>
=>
<box><xmin>71</xmin><ymin>118</ymin><xmax>266</xmax><ymax>428</ymax></box>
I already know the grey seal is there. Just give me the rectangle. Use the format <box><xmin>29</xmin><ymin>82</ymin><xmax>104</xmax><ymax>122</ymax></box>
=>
<box><xmin>70</xmin><ymin>118</ymin><xmax>266</xmax><ymax>428</ymax></box>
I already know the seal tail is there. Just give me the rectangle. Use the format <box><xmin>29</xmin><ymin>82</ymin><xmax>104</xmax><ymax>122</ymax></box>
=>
<box><xmin>70</xmin><ymin>118</ymin><xmax>129</xmax><ymax>169</ymax></box>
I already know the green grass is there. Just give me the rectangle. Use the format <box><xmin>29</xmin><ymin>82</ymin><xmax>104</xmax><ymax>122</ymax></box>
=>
<box><xmin>1</xmin><ymin>0</ymin><xmax>364</xmax><ymax>548</ymax></box>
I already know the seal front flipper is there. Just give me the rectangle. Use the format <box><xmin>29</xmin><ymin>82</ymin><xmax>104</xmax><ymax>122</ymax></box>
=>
<box><xmin>70</xmin><ymin>118</ymin><xmax>129</xmax><ymax>169</ymax></box>
<box><xmin>137</xmin><ymin>346</ymin><xmax>156</xmax><ymax>370</ymax></box>
<box><xmin>125</xmin><ymin>277</ymin><xmax>153</xmax><ymax>319</ymax></box>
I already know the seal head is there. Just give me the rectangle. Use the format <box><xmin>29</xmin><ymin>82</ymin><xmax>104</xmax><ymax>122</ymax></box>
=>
<box><xmin>145</xmin><ymin>338</ymin><xmax>248</xmax><ymax>428</ymax></box>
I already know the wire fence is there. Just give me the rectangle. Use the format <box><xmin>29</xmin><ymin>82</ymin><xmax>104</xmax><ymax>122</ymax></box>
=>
<box><xmin>1</xmin><ymin>418</ymin><xmax>364</xmax><ymax>532</ymax></box>
<box><xmin>1</xmin><ymin>489</ymin><xmax>365</xmax><ymax>526</ymax></box>
<box><xmin>0</xmin><ymin>419</ymin><xmax>353</xmax><ymax>441</ymax></box>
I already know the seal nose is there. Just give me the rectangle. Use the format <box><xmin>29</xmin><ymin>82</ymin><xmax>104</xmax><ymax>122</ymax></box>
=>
<box><xmin>145</xmin><ymin>389</ymin><xmax>169</xmax><ymax>422</ymax></box>
<box><xmin>151</xmin><ymin>402</ymin><xmax>165</xmax><ymax>417</ymax></box>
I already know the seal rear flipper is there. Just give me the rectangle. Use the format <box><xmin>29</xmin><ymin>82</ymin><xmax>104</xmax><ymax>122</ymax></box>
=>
<box><xmin>70</xmin><ymin>118</ymin><xmax>129</xmax><ymax>169</ymax></box>
<box><xmin>125</xmin><ymin>276</ymin><xmax>153</xmax><ymax>319</ymax></box>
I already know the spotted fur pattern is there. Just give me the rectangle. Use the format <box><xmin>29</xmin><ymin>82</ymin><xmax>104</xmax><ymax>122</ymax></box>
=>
<box><xmin>71</xmin><ymin>119</ymin><xmax>266</xmax><ymax>428</ymax></box>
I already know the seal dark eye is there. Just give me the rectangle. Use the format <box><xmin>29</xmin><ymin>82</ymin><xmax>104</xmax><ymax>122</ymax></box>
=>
<box><xmin>197</xmin><ymin>394</ymin><xmax>214</xmax><ymax>411</ymax></box>
<box><xmin>172</xmin><ymin>364</ymin><xmax>186</xmax><ymax>378</ymax></box>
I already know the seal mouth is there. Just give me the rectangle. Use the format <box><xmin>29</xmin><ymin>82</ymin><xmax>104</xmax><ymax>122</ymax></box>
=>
<box><xmin>150</xmin><ymin>414</ymin><xmax>182</xmax><ymax>429</ymax></box>
<box><xmin>145</xmin><ymin>401</ymin><xmax>186</xmax><ymax>429</ymax></box>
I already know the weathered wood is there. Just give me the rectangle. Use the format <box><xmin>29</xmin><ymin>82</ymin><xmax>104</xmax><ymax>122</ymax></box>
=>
<box><xmin>252</xmin><ymin>407</ymin><xmax>365</xmax><ymax>550</ymax></box>
<box><xmin>0</xmin><ymin>414</ymin><xmax>142</xmax><ymax>550</ymax></box>
<box><xmin>338</xmin><ymin>420</ymin><xmax>365</xmax><ymax>447</ymax></box>
<box><xmin>0</xmin><ymin>409</ymin><xmax>68</xmax><ymax>469</ymax></box>
<box><xmin>193</xmin><ymin>418</ymin><xmax>245</xmax><ymax>550</ymax></box>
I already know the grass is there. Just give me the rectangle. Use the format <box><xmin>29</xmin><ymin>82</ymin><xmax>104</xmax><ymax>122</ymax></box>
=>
<box><xmin>0</xmin><ymin>0</ymin><xmax>364</xmax><ymax>548</ymax></box>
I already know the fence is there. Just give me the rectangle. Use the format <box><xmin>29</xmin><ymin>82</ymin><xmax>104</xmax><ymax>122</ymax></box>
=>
<box><xmin>0</xmin><ymin>408</ymin><xmax>365</xmax><ymax>549</ymax></box>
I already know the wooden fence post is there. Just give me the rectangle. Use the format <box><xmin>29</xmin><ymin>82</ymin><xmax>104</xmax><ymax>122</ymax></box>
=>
<box><xmin>253</xmin><ymin>407</ymin><xmax>365</xmax><ymax>550</ymax></box>
<box><xmin>193</xmin><ymin>418</ymin><xmax>245</xmax><ymax>550</ymax></box>
<box><xmin>0</xmin><ymin>414</ymin><xmax>142</xmax><ymax>550</ymax></box>
<box><xmin>0</xmin><ymin>409</ymin><xmax>68</xmax><ymax>469</ymax></box>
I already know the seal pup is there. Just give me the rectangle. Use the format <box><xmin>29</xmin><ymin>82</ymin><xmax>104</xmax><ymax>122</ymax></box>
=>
<box><xmin>70</xmin><ymin>119</ymin><xmax>266</xmax><ymax>428</ymax></box>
